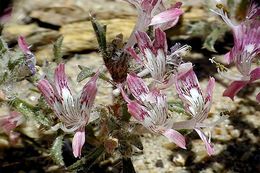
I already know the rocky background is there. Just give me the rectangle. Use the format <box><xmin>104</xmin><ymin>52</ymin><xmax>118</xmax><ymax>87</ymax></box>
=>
<box><xmin>0</xmin><ymin>0</ymin><xmax>259</xmax><ymax>172</ymax></box>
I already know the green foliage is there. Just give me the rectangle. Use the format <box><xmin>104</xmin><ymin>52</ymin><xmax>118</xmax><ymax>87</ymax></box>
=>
<box><xmin>53</xmin><ymin>36</ymin><xmax>64</xmax><ymax>63</ymax></box>
<box><xmin>203</xmin><ymin>25</ymin><xmax>229</xmax><ymax>52</ymax></box>
<box><xmin>90</xmin><ymin>16</ymin><xmax>107</xmax><ymax>56</ymax></box>
<box><xmin>168</xmin><ymin>101</ymin><xmax>187</xmax><ymax>115</ymax></box>
<box><xmin>9</xmin><ymin>97</ymin><xmax>52</xmax><ymax>127</ymax></box>
<box><xmin>77</xmin><ymin>65</ymin><xmax>94</xmax><ymax>82</ymax></box>
<box><xmin>77</xmin><ymin>65</ymin><xmax>113</xmax><ymax>85</ymax></box>
<box><xmin>189</xmin><ymin>21</ymin><xmax>229</xmax><ymax>52</ymax></box>
<box><xmin>50</xmin><ymin>135</ymin><xmax>65</xmax><ymax>166</ymax></box>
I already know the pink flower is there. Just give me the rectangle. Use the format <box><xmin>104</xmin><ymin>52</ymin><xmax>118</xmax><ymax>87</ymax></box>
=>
<box><xmin>173</xmin><ymin>63</ymin><xmax>227</xmax><ymax>155</ymax></box>
<box><xmin>0</xmin><ymin>5</ymin><xmax>12</xmax><ymax>24</ymax></box>
<box><xmin>37</xmin><ymin>63</ymin><xmax>99</xmax><ymax>158</ymax></box>
<box><xmin>124</xmin><ymin>0</ymin><xmax>183</xmax><ymax>48</ymax></box>
<box><xmin>212</xmin><ymin>2</ymin><xmax>260</xmax><ymax>102</ymax></box>
<box><xmin>119</xmin><ymin>73</ymin><xmax>186</xmax><ymax>149</ymax></box>
<box><xmin>127</xmin><ymin>28</ymin><xmax>189</xmax><ymax>89</ymax></box>
<box><xmin>18</xmin><ymin>36</ymin><xmax>36</xmax><ymax>75</ymax></box>
<box><xmin>0</xmin><ymin>111</ymin><xmax>23</xmax><ymax>134</ymax></box>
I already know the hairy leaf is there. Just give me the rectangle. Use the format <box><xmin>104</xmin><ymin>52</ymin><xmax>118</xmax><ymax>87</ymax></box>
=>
<box><xmin>203</xmin><ymin>25</ymin><xmax>228</xmax><ymax>52</ymax></box>
<box><xmin>90</xmin><ymin>16</ymin><xmax>107</xmax><ymax>55</ymax></box>
<box><xmin>53</xmin><ymin>36</ymin><xmax>64</xmax><ymax>63</ymax></box>
<box><xmin>50</xmin><ymin>135</ymin><xmax>65</xmax><ymax>166</ymax></box>
<box><xmin>77</xmin><ymin>65</ymin><xmax>93</xmax><ymax>82</ymax></box>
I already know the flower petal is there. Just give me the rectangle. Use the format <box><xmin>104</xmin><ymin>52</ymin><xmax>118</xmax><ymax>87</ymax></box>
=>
<box><xmin>135</xmin><ymin>31</ymin><xmax>152</xmax><ymax>54</ymax></box>
<box><xmin>150</xmin><ymin>8</ymin><xmax>183</xmax><ymax>26</ymax></box>
<box><xmin>256</xmin><ymin>92</ymin><xmax>260</xmax><ymax>103</ymax></box>
<box><xmin>224</xmin><ymin>52</ymin><xmax>233</xmax><ymax>64</ymax></box>
<box><xmin>250</xmin><ymin>67</ymin><xmax>260</xmax><ymax>82</ymax></box>
<box><xmin>126</xmin><ymin>47</ymin><xmax>143</xmax><ymax>64</ymax></box>
<box><xmin>223</xmin><ymin>81</ymin><xmax>248</xmax><ymax>100</ymax></box>
<box><xmin>37</xmin><ymin>79</ymin><xmax>56</xmax><ymax>105</ymax></box>
<box><xmin>72</xmin><ymin>130</ymin><xmax>85</xmax><ymax>158</ymax></box>
<box><xmin>163</xmin><ymin>128</ymin><xmax>186</xmax><ymax>149</ymax></box>
<box><xmin>54</xmin><ymin>63</ymin><xmax>71</xmax><ymax>96</ymax></box>
<box><xmin>153</xmin><ymin>28</ymin><xmax>167</xmax><ymax>53</ymax></box>
<box><xmin>0</xmin><ymin>6</ymin><xmax>12</xmax><ymax>24</ymax></box>
<box><xmin>203</xmin><ymin>77</ymin><xmax>215</xmax><ymax>115</ymax></box>
<box><xmin>127</xmin><ymin>73</ymin><xmax>149</xmax><ymax>101</ymax></box>
<box><xmin>80</xmin><ymin>71</ymin><xmax>99</xmax><ymax>110</ymax></box>
<box><xmin>195</xmin><ymin>128</ymin><xmax>214</xmax><ymax>156</ymax></box>
<box><xmin>18</xmin><ymin>36</ymin><xmax>30</xmax><ymax>53</ymax></box>
<box><xmin>127</xmin><ymin>101</ymin><xmax>147</xmax><ymax>121</ymax></box>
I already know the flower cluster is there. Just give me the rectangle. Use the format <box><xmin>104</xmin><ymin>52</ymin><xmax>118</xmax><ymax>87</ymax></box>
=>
<box><xmin>37</xmin><ymin>64</ymin><xmax>99</xmax><ymax>158</ymax></box>
<box><xmin>124</xmin><ymin>0</ymin><xmax>183</xmax><ymax>48</ymax></box>
<box><xmin>127</xmin><ymin>28</ymin><xmax>189</xmax><ymax>89</ymax></box>
<box><xmin>212</xmin><ymin>0</ymin><xmax>260</xmax><ymax>102</ymax></box>
<box><xmin>120</xmin><ymin>30</ymin><xmax>226</xmax><ymax>154</ymax></box>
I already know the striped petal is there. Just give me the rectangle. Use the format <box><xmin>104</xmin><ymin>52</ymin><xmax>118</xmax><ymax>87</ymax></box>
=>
<box><xmin>37</xmin><ymin>79</ymin><xmax>56</xmax><ymax>105</ymax></box>
<box><xmin>80</xmin><ymin>71</ymin><xmax>99</xmax><ymax>110</ymax></box>
<box><xmin>150</xmin><ymin>7</ymin><xmax>183</xmax><ymax>26</ymax></box>
<box><xmin>195</xmin><ymin>128</ymin><xmax>214</xmax><ymax>156</ymax></box>
<box><xmin>223</xmin><ymin>81</ymin><xmax>248</xmax><ymax>100</ymax></box>
<box><xmin>163</xmin><ymin>128</ymin><xmax>186</xmax><ymax>149</ymax></box>
<box><xmin>54</xmin><ymin>63</ymin><xmax>71</xmax><ymax>96</ymax></box>
<box><xmin>127</xmin><ymin>73</ymin><xmax>149</xmax><ymax>101</ymax></box>
<box><xmin>72</xmin><ymin>130</ymin><xmax>85</xmax><ymax>158</ymax></box>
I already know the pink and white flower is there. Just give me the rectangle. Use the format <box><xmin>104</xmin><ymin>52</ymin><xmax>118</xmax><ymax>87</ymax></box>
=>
<box><xmin>173</xmin><ymin>62</ymin><xmax>227</xmax><ymax>155</ymax></box>
<box><xmin>0</xmin><ymin>5</ymin><xmax>12</xmax><ymax>24</ymax></box>
<box><xmin>212</xmin><ymin>1</ymin><xmax>260</xmax><ymax>101</ymax></box>
<box><xmin>124</xmin><ymin>0</ymin><xmax>183</xmax><ymax>48</ymax></box>
<box><xmin>18</xmin><ymin>36</ymin><xmax>36</xmax><ymax>75</ymax></box>
<box><xmin>37</xmin><ymin>63</ymin><xmax>99</xmax><ymax>158</ymax></box>
<box><xmin>119</xmin><ymin>73</ymin><xmax>186</xmax><ymax>149</ymax></box>
<box><xmin>0</xmin><ymin>111</ymin><xmax>23</xmax><ymax>135</ymax></box>
<box><xmin>127</xmin><ymin>28</ymin><xmax>189</xmax><ymax>89</ymax></box>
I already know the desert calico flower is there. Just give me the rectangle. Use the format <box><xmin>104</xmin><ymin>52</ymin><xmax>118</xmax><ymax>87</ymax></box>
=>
<box><xmin>173</xmin><ymin>63</ymin><xmax>227</xmax><ymax>155</ymax></box>
<box><xmin>0</xmin><ymin>111</ymin><xmax>23</xmax><ymax>135</ymax></box>
<box><xmin>222</xmin><ymin>21</ymin><xmax>260</xmax><ymax>101</ymax></box>
<box><xmin>124</xmin><ymin>0</ymin><xmax>183</xmax><ymax>48</ymax></box>
<box><xmin>212</xmin><ymin>2</ymin><xmax>260</xmax><ymax>101</ymax></box>
<box><xmin>119</xmin><ymin>73</ymin><xmax>186</xmax><ymax>149</ymax></box>
<box><xmin>37</xmin><ymin>63</ymin><xmax>99</xmax><ymax>158</ymax></box>
<box><xmin>127</xmin><ymin>28</ymin><xmax>189</xmax><ymax>89</ymax></box>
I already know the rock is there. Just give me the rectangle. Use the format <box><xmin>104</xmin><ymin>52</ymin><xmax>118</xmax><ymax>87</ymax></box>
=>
<box><xmin>34</xmin><ymin>45</ymin><xmax>54</xmax><ymax>65</ymax></box>
<box><xmin>172</xmin><ymin>152</ymin><xmax>188</xmax><ymax>166</ymax></box>
<box><xmin>155</xmin><ymin>159</ymin><xmax>164</xmax><ymax>168</ymax></box>
<box><xmin>2</xmin><ymin>23</ymin><xmax>46</xmax><ymax>41</ymax></box>
<box><xmin>60</xmin><ymin>18</ymin><xmax>136</xmax><ymax>52</ymax></box>
<box><xmin>2</xmin><ymin>23</ymin><xmax>59</xmax><ymax>46</ymax></box>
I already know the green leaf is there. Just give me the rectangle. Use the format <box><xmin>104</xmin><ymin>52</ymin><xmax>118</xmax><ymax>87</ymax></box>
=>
<box><xmin>203</xmin><ymin>25</ymin><xmax>228</xmax><ymax>52</ymax></box>
<box><xmin>168</xmin><ymin>101</ymin><xmax>187</xmax><ymax>115</ymax></box>
<box><xmin>50</xmin><ymin>135</ymin><xmax>65</xmax><ymax>166</ymax></box>
<box><xmin>77</xmin><ymin>65</ymin><xmax>113</xmax><ymax>85</ymax></box>
<box><xmin>68</xmin><ymin>145</ymin><xmax>105</xmax><ymax>171</ymax></box>
<box><xmin>9</xmin><ymin>97</ymin><xmax>52</xmax><ymax>127</ymax></box>
<box><xmin>77</xmin><ymin>65</ymin><xmax>94</xmax><ymax>82</ymax></box>
<box><xmin>90</xmin><ymin>16</ymin><xmax>107</xmax><ymax>55</ymax></box>
<box><xmin>53</xmin><ymin>36</ymin><xmax>64</xmax><ymax>63</ymax></box>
